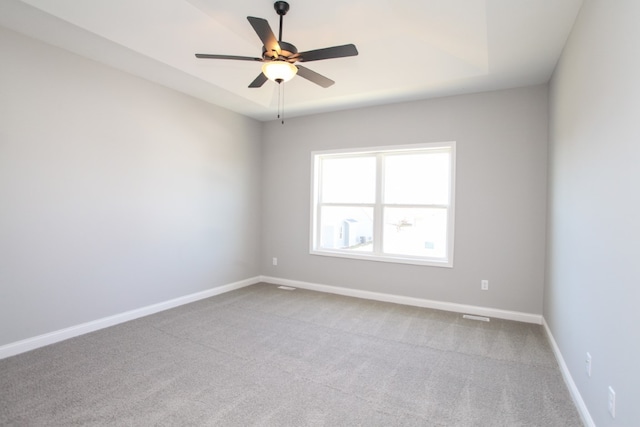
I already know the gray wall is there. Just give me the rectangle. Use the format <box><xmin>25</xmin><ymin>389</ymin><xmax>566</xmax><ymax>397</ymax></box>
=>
<box><xmin>262</xmin><ymin>86</ymin><xmax>549</xmax><ymax>315</ymax></box>
<box><xmin>546</xmin><ymin>1</ymin><xmax>640</xmax><ymax>425</ymax></box>
<box><xmin>0</xmin><ymin>28</ymin><xmax>262</xmax><ymax>346</ymax></box>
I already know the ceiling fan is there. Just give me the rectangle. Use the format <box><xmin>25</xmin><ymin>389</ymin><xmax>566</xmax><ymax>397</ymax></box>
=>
<box><xmin>195</xmin><ymin>1</ymin><xmax>358</xmax><ymax>88</ymax></box>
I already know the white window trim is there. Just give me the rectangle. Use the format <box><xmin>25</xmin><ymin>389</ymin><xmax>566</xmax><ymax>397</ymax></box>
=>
<box><xmin>310</xmin><ymin>142</ymin><xmax>456</xmax><ymax>268</ymax></box>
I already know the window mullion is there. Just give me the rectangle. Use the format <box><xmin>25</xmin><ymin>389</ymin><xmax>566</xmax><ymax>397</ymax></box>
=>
<box><xmin>373</xmin><ymin>153</ymin><xmax>384</xmax><ymax>255</ymax></box>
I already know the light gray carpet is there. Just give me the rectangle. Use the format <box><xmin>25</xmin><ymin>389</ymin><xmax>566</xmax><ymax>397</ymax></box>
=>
<box><xmin>0</xmin><ymin>283</ymin><xmax>582</xmax><ymax>426</ymax></box>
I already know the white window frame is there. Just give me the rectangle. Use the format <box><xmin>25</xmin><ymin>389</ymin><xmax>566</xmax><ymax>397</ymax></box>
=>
<box><xmin>310</xmin><ymin>142</ymin><xmax>456</xmax><ymax>267</ymax></box>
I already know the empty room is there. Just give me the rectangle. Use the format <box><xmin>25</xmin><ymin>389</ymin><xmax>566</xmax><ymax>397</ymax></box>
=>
<box><xmin>1</xmin><ymin>0</ymin><xmax>638</xmax><ymax>425</ymax></box>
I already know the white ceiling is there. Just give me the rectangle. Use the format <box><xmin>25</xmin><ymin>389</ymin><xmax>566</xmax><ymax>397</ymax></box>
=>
<box><xmin>1</xmin><ymin>0</ymin><xmax>583</xmax><ymax>121</ymax></box>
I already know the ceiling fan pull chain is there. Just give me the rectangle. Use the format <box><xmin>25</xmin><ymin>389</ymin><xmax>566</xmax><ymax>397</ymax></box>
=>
<box><xmin>281</xmin><ymin>83</ymin><xmax>285</xmax><ymax>125</ymax></box>
<box><xmin>277</xmin><ymin>82</ymin><xmax>281</xmax><ymax>120</ymax></box>
<box><xmin>277</xmin><ymin>82</ymin><xmax>285</xmax><ymax>124</ymax></box>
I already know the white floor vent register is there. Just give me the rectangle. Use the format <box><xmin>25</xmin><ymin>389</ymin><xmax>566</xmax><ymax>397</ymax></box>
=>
<box><xmin>462</xmin><ymin>314</ymin><xmax>491</xmax><ymax>322</ymax></box>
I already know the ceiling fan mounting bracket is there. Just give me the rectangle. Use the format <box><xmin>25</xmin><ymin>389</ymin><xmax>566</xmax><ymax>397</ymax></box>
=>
<box><xmin>274</xmin><ymin>1</ymin><xmax>290</xmax><ymax>16</ymax></box>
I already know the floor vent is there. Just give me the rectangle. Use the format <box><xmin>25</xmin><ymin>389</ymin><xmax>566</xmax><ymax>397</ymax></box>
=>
<box><xmin>277</xmin><ymin>286</ymin><xmax>296</xmax><ymax>291</ymax></box>
<box><xmin>462</xmin><ymin>314</ymin><xmax>490</xmax><ymax>322</ymax></box>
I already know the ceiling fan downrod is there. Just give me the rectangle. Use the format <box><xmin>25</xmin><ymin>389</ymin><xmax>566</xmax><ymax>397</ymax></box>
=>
<box><xmin>274</xmin><ymin>1</ymin><xmax>289</xmax><ymax>42</ymax></box>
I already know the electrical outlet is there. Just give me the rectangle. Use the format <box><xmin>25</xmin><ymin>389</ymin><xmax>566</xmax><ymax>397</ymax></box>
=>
<box><xmin>481</xmin><ymin>280</ymin><xmax>489</xmax><ymax>291</ymax></box>
<box><xmin>585</xmin><ymin>352</ymin><xmax>592</xmax><ymax>377</ymax></box>
<box><xmin>272</xmin><ymin>257</ymin><xmax>278</xmax><ymax>266</ymax></box>
<box><xmin>608</xmin><ymin>386</ymin><xmax>616</xmax><ymax>418</ymax></box>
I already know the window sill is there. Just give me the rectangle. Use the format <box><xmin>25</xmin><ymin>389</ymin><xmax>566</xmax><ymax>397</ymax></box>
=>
<box><xmin>310</xmin><ymin>249</ymin><xmax>453</xmax><ymax>268</ymax></box>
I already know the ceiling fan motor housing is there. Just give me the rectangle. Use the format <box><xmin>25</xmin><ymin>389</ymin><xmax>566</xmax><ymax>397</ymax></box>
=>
<box><xmin>262</xmin><ymin>41</ymin><xmax>298</xmax><ymax>62</ymax></box>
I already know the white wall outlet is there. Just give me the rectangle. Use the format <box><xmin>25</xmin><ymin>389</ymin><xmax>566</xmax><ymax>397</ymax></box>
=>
<box><xmin>481</xmin><ymin>280</ymin><xmax>489</xmax><ymax>291</ymax></box>
<box><xmin>272</xmin><ymin>257</ymin><xmax>278</xmax><ymax>266</ymax></box>
<box><xmin>608</xmin><ymin>386</ymin><xmax>616</xmax><ymax>418</ymax></box>
<box><xmin>585</xmin><ymin>352</ymin><xmax>592</xmax><ymax>377</ymax></box>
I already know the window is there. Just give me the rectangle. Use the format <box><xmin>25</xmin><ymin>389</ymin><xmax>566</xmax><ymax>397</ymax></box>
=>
<box><xmin>310</xmin><ymin>142</ymin><xmax>455</xmax><ymax>267</ymax></box>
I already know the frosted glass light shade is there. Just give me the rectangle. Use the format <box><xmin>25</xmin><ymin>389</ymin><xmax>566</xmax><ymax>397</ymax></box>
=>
<box><xmin>262</xmin><ymin>61</ymin><xmax>297</xmax><ymax>83</ymax></box>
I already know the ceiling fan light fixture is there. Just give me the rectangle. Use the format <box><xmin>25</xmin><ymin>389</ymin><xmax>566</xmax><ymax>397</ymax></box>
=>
<box><xmin>262</xmin><ymin>60</ymin><xmax>297</xmax><ymax>83</ymax></box>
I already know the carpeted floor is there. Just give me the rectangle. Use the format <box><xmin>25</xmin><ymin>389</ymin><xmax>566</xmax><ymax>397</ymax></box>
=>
<box><xmin>0</xmin><ymin>283</ymin><xmax>582</xmax><ymax>426</ymax></box>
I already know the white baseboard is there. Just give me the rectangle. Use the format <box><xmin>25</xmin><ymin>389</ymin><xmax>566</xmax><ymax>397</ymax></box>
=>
<box><xmin>260</xmin><ymin>276</ymin><xmax>543</xmax><ymax>324</ymax></box>
<box><xmin>542</xmin><ymin>318</ymin><xmax>595</xmax><ymax>427</ymax></box>
<box><xmin>0</xmin><ymin>276</ymin><xmax>260</xmax><ymax>360</ymax></box>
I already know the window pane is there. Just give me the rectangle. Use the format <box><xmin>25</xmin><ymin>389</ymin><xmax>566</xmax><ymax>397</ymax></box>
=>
<box><xmin>319</xmin><ymin>206</ymin><xmax>374</xmax><ymax>252</ymax></box>
<box><xmin>383</xmin><ymin>207</ymin><xmax>447</xmax><ymax>258</ymax></box>
<box><xmin>321</xmin><ymin>156</ymin><xmax>376</xmax><ymax>204</ymax></box>
<box><xmin>384</xmin><ymin>152</ymin><xmax>450</xmax><ymax>205</ymax></box>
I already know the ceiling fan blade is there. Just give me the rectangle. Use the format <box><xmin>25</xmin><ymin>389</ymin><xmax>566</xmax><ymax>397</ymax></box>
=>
<box><xmin>195</xmin><ymin>54</ymin><xmax>262</xmax><ymax>61</ymax></box>
<box><xmin>247</xmin><ymin>16</ymin><xmax>280</xmax><ymax>56</ymax></box>
<box><xmin>299</xmin><ymin>44</ymin><xmax>358</xmax><ymax>62</ymax></box>
<box><xmin>249</xmin><ymin>73</ymin><xmax>268</xmax><ymax>88</ymax></box>
<box><xmin>296</xmin><ymin>65</ymin><xmax>335</xmax><ymax>88</ymax></box>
